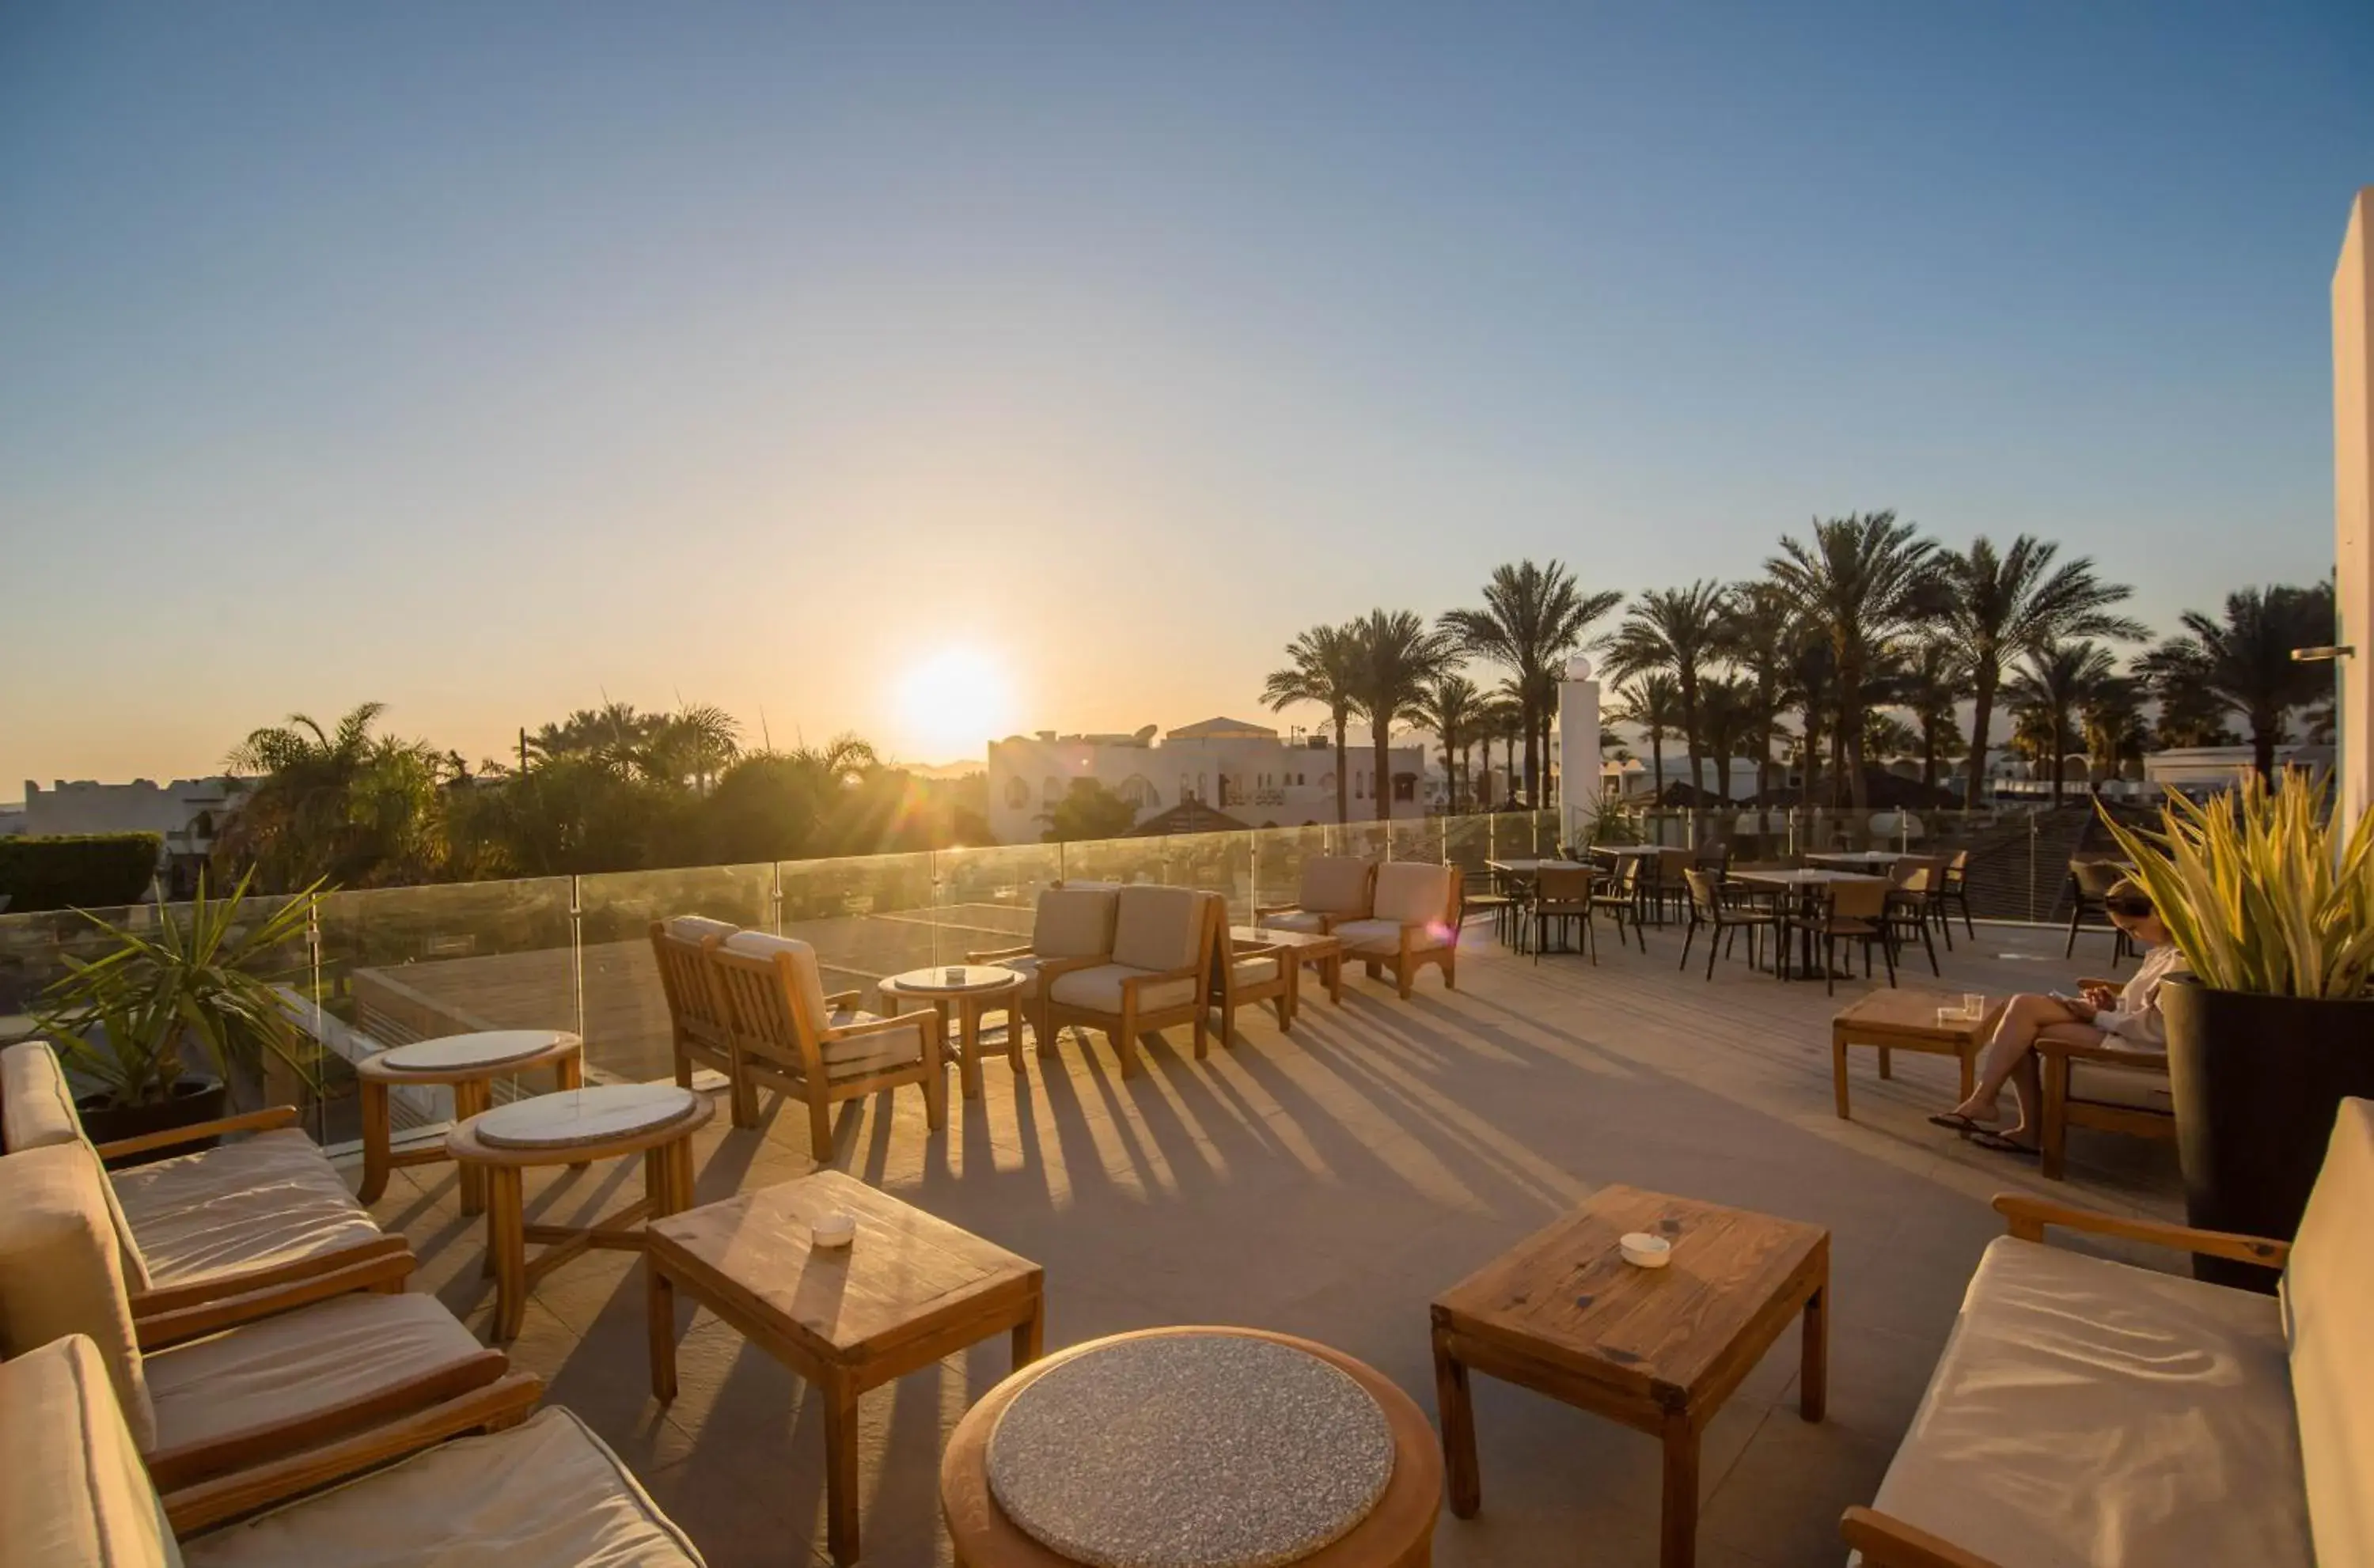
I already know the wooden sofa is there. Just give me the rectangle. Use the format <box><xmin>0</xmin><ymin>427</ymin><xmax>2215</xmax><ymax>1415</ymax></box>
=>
<box><xmin>1331</xmin><ymin>862</ymin><xmax>1463</xmax><ymax>998</ymax></box>
<box><xmin>1843</xmin><ymin>1096</ymin><xmax>2372</xmax><ymax>1568</ymax></box>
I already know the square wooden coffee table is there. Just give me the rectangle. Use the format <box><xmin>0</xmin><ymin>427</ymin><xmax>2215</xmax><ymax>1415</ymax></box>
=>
<box><xmin>1431</xmin><ymin>1185</ymin><xmax>1829</xmax><ymax>1568</ymax></box>
<box><xmin>645</xmin><ymin>1168</ymin><xmax>1044</xmax><ymax>1565</ymax></box>
<box><xmin>1234</xmin><ymin>924</ymin><xmax>1344</xmax><ymax>1019</ymax></box>
<box><xmin>1830</xmin><ymin>988</ymin><xmax>2004</xmax><ymax>1119</ymax></box>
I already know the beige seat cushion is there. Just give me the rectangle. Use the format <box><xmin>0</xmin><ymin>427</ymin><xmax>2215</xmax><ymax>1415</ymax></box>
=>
<box><xmin>1299</xmin><ymin>858</ymin><xmax>1371</xmax><ymax>917</ymax></box>
<box><xmin>1871</xmin><ymin>1235</ymin><xmax>2309</xmax><ymax>1568</ymax></box>
<box><xmin>1227</xmin><ymin>956</ymin><xmax>1282</xmax><ymax>988</ymax></box>
<box><xmin>1259</xmin><ymin>911</ymin><xmax>1330</xmax><ymax>935</ymax></box>
<box><xmin>817</xmin><ymin>1012</ymin><xmax>926</xmax><ymax>1080</ymax></box>
<box><xmin>0</xmin><ymin>1140</ymin><xmax>157</xmax><ymax>1450</ymax></box>
<box><xmin>112</xmin><ymin>1130</ymin><xmax>383</xmax><ymax>1291</ymax></box>
<box><xmin>1372</xmin><ymin>862</ymin><xmax>1452</xmax><ymax>926</ymax></box>
<box><xmin>2068</xmin><ymin>1059</ymin><xmax>2173</xmax><ymax>1113</ymax></box>
<box><xmin>1032</xmin><ymin>888</ymin><xmax>1118</xmax><ymax>959</ymax></box>
<box><xmin>147</xmin><ymin>1291</ymin><xmax>485</xmax><ymax>1460</ymax></box>
<box><xmin>180</xmin><ymin>1406</ymin><xmax>701</xmax><ymax>1567</ymax></box>
<box><xmin>1049</xmin><ymin>964</ymin><xmax>1197</xmax><ymax>1015</ymax></box>
<box><xmin>2</xmin><ymin>1040</ymin><xmax>85</xmax><ymax>1153</ymax></box>
<box><xmin>720</xmin><ymin>930</ymin><xmax>834</xmax><ymax>1029</ymax></box>
<box><xmin>1331</xmin><ymin>917</ymin><xmax>1450</xmax><ymax>956</ymax></box>
<box><xmin>2284</xmin><ymin>1096</ymin><xmax>2374</xmax><ymax>1568</ymax></box>
<box><xmin>0</xmin><ymin>1335</ymin><xmax>180</xmax><ymax>1568</ymax></box>
<box><xmin>1110</xmin><ymin>886</ymin><xmax>1210</xmax><ymax>975</ymax></box>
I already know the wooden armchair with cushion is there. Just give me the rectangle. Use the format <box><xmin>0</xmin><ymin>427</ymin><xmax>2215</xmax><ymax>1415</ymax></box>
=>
<box><xmin>1254</xmin><ymin>855</ymin><xmax>1374</xmax><ymax>935</ymax></box>
<box><xmin>2034</xmin><ymin>1002</ymin><xmax>2175</xmax><ymax>1180</ymax></box>
<box><xmin>1041</xmin><ymin>885</ymin><xmax>1223</xmax><ymax>1077</ymax></box>
<box><xmin>0</xmin><ymin>1140</ymin><xmax>538</xmax><ymax>1526</ymax></box>
<box><xmin>966</xmin><ymin>886</ymin><xmax>1121</xmax><ymax>1055</ymax></box>
<box><xmin>1844</xmin><ymin>1095</ymin><xmax>2372</xmax><ymax>1568</ymax></box>
<box><xmin>1329</xmin><ymin>862</ymin><xmax>1462</xmax><ymax>998</ymax></box>
<box><xmin>705</xmin><ymin>932</ymin><xmax>945</xmax><ymax>1160</ymax></box>
<box><xmin>8</xmin><ymin>1332</ymin><xmax>704</xmax><ymax>1561</ymax></box>
<box><xmin>2</xmin><ymin>1042</ymin><xmax>412</xmax><ymax>1346</ymax></box>
<box><xmin>649</xmin><ymin>915</ymin><xmax>741</xmax><ymax>1107</ymax></box>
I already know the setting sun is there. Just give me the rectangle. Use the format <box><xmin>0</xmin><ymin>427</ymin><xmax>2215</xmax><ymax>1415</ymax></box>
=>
<box><xmin>893</xmin><ymin>646</ymin><xmax>1016</xmax><ymax>764</ymax></box>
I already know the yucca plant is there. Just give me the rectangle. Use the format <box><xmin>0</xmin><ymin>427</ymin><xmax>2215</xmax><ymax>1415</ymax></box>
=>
<box><xmin>2099</xmin><ymin>774</ymin><xmax>2374</xmax><ymax>999</ymax></box>
<box><xmin>36</xmin><ymin>871</ymin><xmax>325</xmax><ymax>1108</ymax></box>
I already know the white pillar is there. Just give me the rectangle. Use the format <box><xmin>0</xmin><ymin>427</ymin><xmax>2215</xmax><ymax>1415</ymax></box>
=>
<box><xmin>1559</xmin><ymin>655</ymin><xmax>1603</xmax><ymax>846</ymax></box>
<box><xmin>2336</xmin><ymin>188</ymin><xmax>2374</xmax><ymax>823</ymax></box>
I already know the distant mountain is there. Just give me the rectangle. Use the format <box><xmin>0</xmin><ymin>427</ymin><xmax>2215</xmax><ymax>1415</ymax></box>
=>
<box><xmin>892</xmin><ymin>760</ymin><xmax>985</xmax><ymax>781</ymax></box>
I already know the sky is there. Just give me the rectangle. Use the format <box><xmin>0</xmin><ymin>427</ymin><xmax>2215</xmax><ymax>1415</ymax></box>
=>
<box><xmin>3</xmin><ymin>2</ymin><xmax>2370</xmax><ymax>792</ymax></box>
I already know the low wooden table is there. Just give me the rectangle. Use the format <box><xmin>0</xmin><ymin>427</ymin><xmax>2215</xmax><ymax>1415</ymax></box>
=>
<box><xmin>1235</xmin><ymin>924</ymin><xmax>1345</xmax><ymax>1020</ymax></box>
<box><xmin>1431</xmin><ymin>1186</ymin><xmax>1830</xmax><ymax>1568</ymax></box>
<box><xmin>357</xmin><ymin>1028</ymin><xmax>583</xmax><ymax>1213</ymax></box>
<box><xmin>449</xmin><ymin>1083</ymin><xmax>712</xmax><ymax>1343</ymax></box>
<box><xmin>1830</xmin><ymin>988</ymin><xmax>2002</xmax><ymax>1119</ymax></box>
<box><xmin>647</xmin><ymin>1168</ymin><xmax>1044</xmax><ymax>1566</ymax></box>
<box><xmin>878</xmin><ymin>964</ymin><xmax>1030</xmax><ymax>1100</ymax></box>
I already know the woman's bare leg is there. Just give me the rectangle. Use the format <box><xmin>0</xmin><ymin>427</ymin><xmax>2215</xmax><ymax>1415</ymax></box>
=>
<box><xmin>1950</xmin><ymin>994</ymin><xmax>2064</xmax><ymax>1122</ymax></box>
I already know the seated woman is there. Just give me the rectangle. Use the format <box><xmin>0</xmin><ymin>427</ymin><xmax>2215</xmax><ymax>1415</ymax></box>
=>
<box><xmin>1929</xmin><ymin>878</ymin><xmax>2182</xmax><ymax>1155</ymax></box>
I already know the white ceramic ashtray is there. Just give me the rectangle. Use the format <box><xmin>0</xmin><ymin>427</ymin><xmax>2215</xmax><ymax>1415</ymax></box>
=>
<box><xmin>811</xmin><ymin>1213</ymin><xmax>857</xmax><ymax>1249</ymax></box>
<box><xmin>1619</xmin><ymin>1232</ymin><xmax>1673</xmax><ymax>1269</ymax></box>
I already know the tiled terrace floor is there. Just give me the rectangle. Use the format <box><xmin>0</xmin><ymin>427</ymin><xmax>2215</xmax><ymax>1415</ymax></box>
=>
<box><xmin>365</xmin><ymin>919</ymin><xmax>2179</xmax><ymax>1568</ymax></box>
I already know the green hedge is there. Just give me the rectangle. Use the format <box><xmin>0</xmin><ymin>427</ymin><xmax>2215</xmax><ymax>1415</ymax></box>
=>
<box><xmin>0</xmin><ymin>835</ymin><xmax>162</xmax><ymax>913</ymax></box>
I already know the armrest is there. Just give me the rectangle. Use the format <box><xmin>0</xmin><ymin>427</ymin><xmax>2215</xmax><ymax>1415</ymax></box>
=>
<box><xmin>136</xmin><ymin>1249</ymin><xmax>416</xmax><ymax>1348</ymax></box>
<box><xmin>131</xmin><ymin>1236</ymin><xmax>414</xmax><ymax>1319</ymax></box>
<box><xmin>1840</xmin><ymin>1506</ymin><xmax>2006</xmax><ymax>1568</ymax></box>
<box><xmin>1230</xmin><ymin>939</ymin><xmax>1287</xmax><ymax>959</ymax></box>
<box><xmin>161</xmin><ymin>1370</ymin><xmax>547</xmax><ymax>1537</ymax></box>
<box><xmin>97</xmin><ymin>1104</ymin><xmax>300</xmax><ymax>1161</ymax></box>
<box><xmin>1253</xmin><ymin>903</ymin><xmax>1301</xmax><ymax>918</ymax></box>
<box><xmin>823</xmin><ymin>988</ymin><xmax>861</xmax><ymax>1009</ymax></box>
<box><xmin>1991</xmin><ymin>1193</ymin><xmax>2289</xmax><ymax>1271</ymax></box>
<box><xmin>827</xmin><ymin>1008</ymin><xmax>940</xmax><ymax>1041</ymax></box>
<box><xmin>966</xmin><ymin>943</ymin><xmax>1033</xmax><ymax>962</ymax></box>
<box><xmin>1034</xmin><ymin>953</ymin><xmax>1108</xmax><ymax>984</ymax></box>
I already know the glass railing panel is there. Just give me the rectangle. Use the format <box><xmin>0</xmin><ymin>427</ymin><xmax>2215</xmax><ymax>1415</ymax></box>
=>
<box><xmin>1249</xmin><ymin>823</ymin><xmax>1336</xmax><ymax>918</ymax></box>
<box><xmin>933</xmin><ymin>843</ymin><xmax>1060</xmax><ymax>956</ymax></box>
<box><xmin>572</xmin><ymin>863</ymin><xmax>775</xmax><ymax>1082</ymax></box>
<box><xmin>1058</xmin><ymin>828</ymin><xmax>1253</xmax><ymax>919</ymax></box>
<box><xmin>778</xmin><ymin>852</ymin><xmax>939</xmax><ymax>1006</ymax></box>
<box><xmin>1386</xmin><ymin>816</ymin><xmax>1445</xmax><ymax>865</ymax></box>
<box><xmin>1442</xmin><ymin>815</ymin><xmax>1494</xmax><ymax>882</ymax></box>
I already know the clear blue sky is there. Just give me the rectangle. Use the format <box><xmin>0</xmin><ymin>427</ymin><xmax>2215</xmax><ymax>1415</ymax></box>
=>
<box><xmin>4</xmin><ymin>1</ymin><xmax>2368</xmax><ymax>786</ymax></box>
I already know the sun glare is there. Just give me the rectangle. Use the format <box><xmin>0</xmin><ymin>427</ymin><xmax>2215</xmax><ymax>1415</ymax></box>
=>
<box><xmin>895</xmin><ymin>646</ymin><xmax>1015</xmax><ymax>763</ymax></box>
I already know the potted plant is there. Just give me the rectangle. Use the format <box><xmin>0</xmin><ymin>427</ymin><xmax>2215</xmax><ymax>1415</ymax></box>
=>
<box><xmin>36</xmin><ymin>872</ymin><xmax>324</xmax><ymax>1161</ymax></box>
<box><xmin>2102</xmin><ymin>774</ymin><xmax>2374</xmax><ymax>1286</ymax></box>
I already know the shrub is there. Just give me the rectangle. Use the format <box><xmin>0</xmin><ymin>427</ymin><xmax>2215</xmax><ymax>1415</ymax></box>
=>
<box><xmin>0</xmin><ymin>835</ymin><xmax>162</xmax><ymax>912</ymax></box>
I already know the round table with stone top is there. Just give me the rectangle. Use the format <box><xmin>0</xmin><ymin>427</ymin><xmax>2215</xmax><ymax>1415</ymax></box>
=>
<box><xmin>942</xmin><ymin>1327</ymin><xmax>1443</xmax><ymax>1568</ymax></box>
<box><xmin>356</xmin><ymin>1028</ymin><xmax>584</xmax><ymax>1213</ymax></box>
<box><xmin>446</xmin><ymin>1081</ymin><xmax>712</xmax><ymax>1343</ymax></box>
<box><xmin>878</xmin><ymin>964</ymin><xmax>1030</xmax><ymax>1100</ymax></box>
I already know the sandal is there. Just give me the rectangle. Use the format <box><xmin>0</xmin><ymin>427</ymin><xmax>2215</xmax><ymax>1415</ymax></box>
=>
<box><xmin>1968</xmin><ymin>1131</ymin><xmax>2039</xmax><ymax>1157</ymax></box>
<box><xmin>1927</xmin><ymin>1112</ymin><xmax>1991</xmax><ymax>1135</ymax></box>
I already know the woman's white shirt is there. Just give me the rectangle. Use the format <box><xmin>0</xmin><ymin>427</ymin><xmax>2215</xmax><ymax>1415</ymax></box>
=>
<box><xmin>2100</xmin><ymin>943</ymin><xmax>2186</xmax><ymax>1047</ymax></box>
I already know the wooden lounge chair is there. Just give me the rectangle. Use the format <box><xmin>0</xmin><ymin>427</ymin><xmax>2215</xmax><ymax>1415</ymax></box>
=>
<box><xmin>704</xmin><ymin>931</ymin><xmax>945</xmax><ymax>1161</ymax></box>
<box><xmin>965</xmin><ymin>886</ymin><xmax>1122</xmax><ymax>1054</ymax></box>
<box><xmin>2035</xmin><ymin>1009</ymin><xmax>2175</xmax><ymax>1181</ymax></box>
<box><xmin>1253</xmin><ymin>855</ymin><xmax>1374</xmax><ymax>934</ymax></box>
<box><xmin>649</xmin><ymin>915</ymin><xmax>741</xmax><ymax>1104</ymax></box>
<box><xmin>1331</xmin><ymin>862</ymin><xmax>1462</xmax><ymax>998</ymax></box>
<box><xmin>1210</xmin><ymin>931</ymin><xmax>1292</xmax><ymax>1042</ymax></box>
<box><xmin>2</xmin><ymin>1042</ymin><xmax>412</xmax><ymax>1344</ymax></box>
<box><xmin>0</xmin><ymin>1139</ymin><xmax>536</xmax><ymax>1523</ymax></box>
<box><xmin>8</xmin><ymin>1332</ymin><xmax>700</xmax><ymax>1559</ymax></box>
<box><xmin>1040</xmin><ymin>885</ymin><xmax>1224</xmax><ymax>1076</ymax></box>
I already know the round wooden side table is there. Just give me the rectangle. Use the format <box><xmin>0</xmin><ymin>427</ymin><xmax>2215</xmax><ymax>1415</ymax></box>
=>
<box><xmin>356</xmin><ymin>1028</ymin><xmax>583</xmax><ymax>1213</ymax></box>
<box><xmin>942</xmin><ymin>1326</ymin><xmax>1442</xmax><ymax>1568</ymax></box>
<box><xmin>447</xmin><ymin>1082</ymin><xmax>713</xmax><ymax>1342</ymax></box>
<box><xmin>878</xmin><ymin>964</ymin><xmax>1029</xmax><ymax>1100</ymax></box>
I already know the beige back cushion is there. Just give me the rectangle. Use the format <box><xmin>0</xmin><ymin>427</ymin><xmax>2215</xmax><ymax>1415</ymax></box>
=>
<box><xmin>0</xmin><ymin>1335</ymin><xmax>180</xmax><ymax>1568</ymax></box>
<box><xmin>1033</xmin><ymin>888</ymin><xmax>1118</xmax><ymax>959</ymax></box>
<box><xmin>1373</xmin><ymin>862</ymin><xmax>1452</xmax><ymax>926</ymax></box>
<box><xmin>660</xmin><ymin>914</ymin><xmax>738</xmax><ymax>946</ymax></box>
<box><xmin>2285</xmin><ymin>1095</ymin><xmax>2374</xmax><ymax>1568</ymax></box>
<box><xmin>2</xmin><ymin>1040</ymin><xmax>86</xmax><ymax>1153</ymax></box>
<box><xmin>1299</xmin><ymin>858</ymin><xmax>1371</xmax><ymax>917</ymax></box>
<box><xmin>1111</xmin><ymin>886</ymin><xmax>1210</xmax><ymax>974</ymax></box>
<box><xmin>721</xmin><ymin>930</ymin><xmax>832</xmax><ymax>1030</ymax></box>
<box><xmin>0</xmin><ymin>1142</ymin><xmax>156</xmax><ymax>1451</ymax></box>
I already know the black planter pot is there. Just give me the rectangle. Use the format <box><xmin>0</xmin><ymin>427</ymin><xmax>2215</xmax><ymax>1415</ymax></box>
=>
<box><xmin>2162</xmin><ymin>977</ymin><xmax>2374</xmax><ymax>1291</ymax></box>
<box><xmin>77</xmin><ymin>1078</ymin><xmax>227</xmax><ymax>1168</ymax></box>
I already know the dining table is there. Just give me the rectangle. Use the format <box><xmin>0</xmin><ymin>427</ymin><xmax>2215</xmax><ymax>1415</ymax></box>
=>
<box><xmin>1803</xmin><ymin>850</ymin><xmax>1911</xmax><ymax>872</ymax></box>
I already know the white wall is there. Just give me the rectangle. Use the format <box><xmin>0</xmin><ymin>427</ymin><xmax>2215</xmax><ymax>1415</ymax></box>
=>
<box><xmin>22</xmin><ymin>778</ymin><xmax>245</xmax><ymax>862</ymax></box>
<box><xmin>984</xmin><ymin>733</ymin><xmax>1428</xmax><ymax>843</ymax></box>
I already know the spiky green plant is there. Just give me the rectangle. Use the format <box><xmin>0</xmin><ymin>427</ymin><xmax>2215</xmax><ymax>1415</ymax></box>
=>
<box><xmin>2099</xmin><ymin>774</ymin><xmax>2374</xmax><ymax>1000</ymax></box>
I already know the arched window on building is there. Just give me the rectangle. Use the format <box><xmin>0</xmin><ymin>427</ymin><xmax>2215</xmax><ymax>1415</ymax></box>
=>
<box><xmin>1006</xmin><ymin>777</ymin><xmax>1031</xmax><ymax>810</ymax></box>
<box><xmin>1118</xmin><ymin>775</ymin><xmax>1157</xmax><ymax>809</ymax></box>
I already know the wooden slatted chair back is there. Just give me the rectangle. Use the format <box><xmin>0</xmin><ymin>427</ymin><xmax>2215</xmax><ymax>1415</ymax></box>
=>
<box><xmin>649</xmin><ymin>921</ymin><xmax>734</xmax><ymax>1055</ymax></box>
<box><xmin>706</xmin><ymin>942</ymin><xmax>826</xmax><ymax>1085</ymax></box>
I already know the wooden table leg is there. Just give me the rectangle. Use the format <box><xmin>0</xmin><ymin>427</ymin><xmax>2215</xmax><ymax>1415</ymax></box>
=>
<box><xmin>1801</xmin><ymin>1282</ymin><xmax>1828</xmax><ymax>1423</ymax></box>
<box><xmin>1324</xmin><ymin>953</ymin><xmax>1343</xmax><ymax>1005</ymax></box>
<box><xmin>1000</xmin><ymin>990</ymin><xmax>1028</xmax><ymax>1078</ymax></box>
<box><xmin>1432</xmin><ymin>1328</ymin><xmax>1481</xmax><ymax>1518</ymax></box>
<box><xmin>1659</xmin><ymin>1413</ymin><xmax>1700</xmax><ymax>1568</ymax></box>
<box><xmin>1012</xmin><ymin>1296</ymin><xmax>1044</xmax><ymax>1368</ymax></box>
<box><xmin>823</xmin><ymin>1368</ymin><xmax>863</xmax><ymax>1565</ymax></box>
<box><xmin>1878</xmin><ymin>1046</ymin><xmax>1893</xmax><ymax>1079</ymax></box>
<box><xmin>954</xmin><ymin>1000</ymin><xmax>984</xmax><ymax>1100</ymax></box>
<box><xmin>1830</xmin><ymin>1031</ymin><xmax>1851</xmax><ymax>1120</ymax></box>
<box><xmin>559</xmin><ymin>1051</ymin><xmax>592</xmax><ymax>1172</ymax></box>
<box><xmin>358</xmin><ymin>1078</ymin><xmax>392</xmax><ymax>1203</ymax></box>
<box><xmin>647</xmin><ymin>1256</ymin><xmax>678</xmax><ymax>1401</ymax></box>
<box><xmin>487</xmin><ymin>1166</ymin><xmax>528</xmax><ymax>1343</ymax></box>
<box><xmin>454</xmin><ymin>1081</ymin><xmax>489</xmax><ymax>1217</ymax></box>
<box><xmin>1958</xmin><ymin>1046</ymin><xmax>1977</xmax><ymax>1103</ymax></box>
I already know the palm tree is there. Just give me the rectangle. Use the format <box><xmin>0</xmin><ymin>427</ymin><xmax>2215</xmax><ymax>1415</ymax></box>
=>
<box><xmin>1608</xmin><ymin>675</ymin><xmax>1682</xmax><ymax>803</ymax></box>
<box><xmin>525</xmin><ymin>700</ymin><xmax>654</xmax><ymax>771</ymax></box>
<box><xmin>1439</xmin><ymin>560</ymin><xmax>1621</xmax><ymax>809</ymax></box>
<box><xmin>1263</xmin><ymin>622</ymin><xmax>1361</xmax><ymax>825</ymax></box>
<box><xmin>1415</xmin><ymin>672</ymin><xmax>1483</xmax><ymax>812</ymax></box>
<box><xmin>1720</xmin><ymin>581</ymin><xmax>1802</xmax><ymax>800</ymax></box>
<box><xmin>1696</xmin><ymin>676</ymin><xmax>1760</xmax><ymax>804</ymax></box>
<box><xmin>1890</xmin><ymin>638</ymin><xmax>1971</xmax><ymax>792</ymax></box>
<box><xmin>2001</xmin><ymin>641</ymin><xmax>2120</xmax><ymax>805</ymax></box>
<box><xmin>1932</xmin><ymin>536</ymin><xmax>2145</xmax><ymax>808</ymax></box>
<box><xmin>2137</xmin><ymin>584</ymin><xmax>2335</xmax><ymax>781</ymax></box>
<box><xmin>1344</xmin><ymin>609</ymin><xmax>1455</xmax><ymax>824</ymax></box>
<box><xmin>217</xmin><ymin>703</ymin><xmax>445</xmax><ymax>889</ymax></box>
<box><xmin>1473</xmin><ymin>695</ymin><xmax>1523</xmax><ymax>808</ymax></box>
<box><xmin>1606</xmin><ymin>580</ymin><xmax>1731</xmax><ymax>800</ymax></box>
<box><xmin>2079</xmin><ymin>673</ymin><xmax>2150</xmax><ymax>791</ymax></box>
<box><xmin>640</xmin><ymin>703</ymin><xmax>741</xmax><ymax>793</ymax></box>
<box><xmin>1765</xmin><ymin>512</ymin><xmax>1940</xmax><ymax>808</ymax></box>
